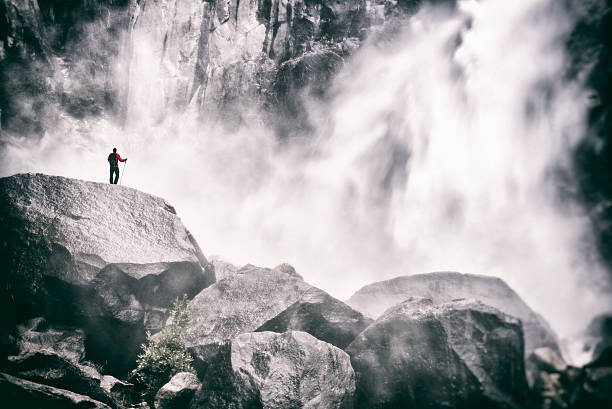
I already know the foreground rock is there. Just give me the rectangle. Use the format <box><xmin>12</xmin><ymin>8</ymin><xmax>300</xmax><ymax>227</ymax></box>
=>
<box><xmin>0</xmin><ymin>173</ymin><xmax>215</xmax><ymax>373</ymax></box>
<box><xmin>191</xmin><ymin>331</ymin><xmax>354</xmax><ymax>408</ymax></box>
<box><xmin>347</xmin><ymin>272</ymin><xmax>559</xmax><ymax>355</ymax></box>
<box><xmin>12</xmin><ymin>317</ymin><xmax>86</xmax><ymax>365</ymax></box>
<box><xmin>526</xmin><ymin>347</ymin><xmax>582</xmax><ymax>409</ymax></box>
<box><xmin>4</xmin><ymin>350</ymin><xmax>116</xmax><ymax>408</ymax></box>
<box><xmin>256</xmin><ymin>287</ymin><xmax>373</xmax><ymax>349</ymax></box>
<box><xmin>0</xmin><ymin>372</ymin><xmax>112</xmax><ymax>409</ymax></box>
<box><xmin>184</xmin><ymin>264</ymin><xmax>313</xmax><ymax>372</ymax></box>
<box><xmin>346</xmin><ymin>298</ymin><xmax>529</xmax><ymax>409</ymax></box>
<box><xmin>155</xmin><ymin>372</ymin><xmax>200</xmax><ymax>409</ymax></box>
<box><xmin>571</xmin><ymin>347</ymin><xmax>612</xmax><ymax>409</ymax></box>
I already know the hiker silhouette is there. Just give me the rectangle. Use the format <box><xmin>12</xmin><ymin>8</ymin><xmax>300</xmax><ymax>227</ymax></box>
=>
<box><xmin>108</xmin><ymin>148</ymin><xmax>127</xmax><ymax>184</ymax></box>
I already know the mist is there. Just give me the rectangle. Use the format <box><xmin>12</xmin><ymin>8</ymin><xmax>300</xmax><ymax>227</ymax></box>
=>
<box><xmin>1</xmin><ymin>0</ymin><xmax>611</xmax><ymax>356</ymax></box>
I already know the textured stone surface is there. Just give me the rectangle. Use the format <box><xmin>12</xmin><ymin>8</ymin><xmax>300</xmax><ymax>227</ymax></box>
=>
<box><xmin>191</xmin><ymin>331</ymin><xmax>355</xmax><ymax>408</ymax></box>
<box><xmin>154</xmin><ymin>372</ymin><xmax>200</xmax><ymax>409</ymax></box>
<box><xmin>4</xmin><ymin>351</ymin><xmax>116</xmax><ymax>408</ymax></box>
<box><xmin>346</xmin><ymin>298</ymin><xmax>529</xmax><ymax>409</ymax></box>
<box><xmin>256</xmin><ymin>287</ymin><xmax>372</xmax><ymax>349</ymax></box>
<box><xmin>346</xmin><ymin>271</ymin><xmax>559</xmax><ymax>356</ymax></box>
<box><xmin>0</xmin><ymin>372</ymin><xmax>112</xmax><ymax>409</ymax></box>
<box><xmin>0</xmin><ymin>173</ymin><xmax>214</xmax><ymax>373</ymax></box>
<box><xmin>13</xmin><ymin>317</ymin><xmax>86</xmax><ymax>365</ymax></box>
<box><xmin>185</xmin><ymin>264</ymin><xmax>312</xmax><ymax>373</ymax></box>
<box><xmin>526</xmin><ymin>347</ymin><xmax>582</xmax><ymax>409</ymax></box>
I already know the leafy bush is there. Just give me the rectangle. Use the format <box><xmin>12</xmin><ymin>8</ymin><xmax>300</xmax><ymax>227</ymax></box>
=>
<box><xmin>132</xmin><ymin>295</ymin><xmax>195</xmax><ymax>403</ymax></box>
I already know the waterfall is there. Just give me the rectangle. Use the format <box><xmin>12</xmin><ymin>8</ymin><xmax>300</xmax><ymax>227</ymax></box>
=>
<box><xmin>1</xmin><ymin>0</ymin><xmax>610</xmax><ymax>358</ymax></box>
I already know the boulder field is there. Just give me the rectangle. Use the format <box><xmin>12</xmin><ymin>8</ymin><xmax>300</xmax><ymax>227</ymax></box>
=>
<box><xmin>1</xmin><ymin>173</ymin><xmax>609</xmax><ymax>408</ymax></box>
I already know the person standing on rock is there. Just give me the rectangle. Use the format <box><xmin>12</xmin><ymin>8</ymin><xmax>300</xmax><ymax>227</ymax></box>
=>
<box><xmin>108</xmin><ymin>148</ymin><xmax>127</xmax><ymax>184</ymax></box>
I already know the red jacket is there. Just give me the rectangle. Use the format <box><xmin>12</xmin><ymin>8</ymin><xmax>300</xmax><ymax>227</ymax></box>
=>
<box><xmin>108</xmin><ymin>152</ymin><xmax>126</xmax><ymax>167</ymax></box>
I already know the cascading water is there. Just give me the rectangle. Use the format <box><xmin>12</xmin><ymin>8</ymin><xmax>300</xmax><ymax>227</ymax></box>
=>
<box><xmin>0</xmin><ymin>0</ymin><xmax>610</xmax><ymax>362</ymax></box>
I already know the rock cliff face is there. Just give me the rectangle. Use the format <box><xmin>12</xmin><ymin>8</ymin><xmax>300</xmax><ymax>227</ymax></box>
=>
<box><xmin>346</xmin><ymin>271</ymin><xmax>559</xmax><ymax>356</ymax></box>
<box><xmin>0</xmin><ymin>173</ymin><xmax>214</xmax><ymax>373</ymax></box>
<box><xmin>127</xmin><ymin>0</ymin><xmax>369</xmax><ymax>130</ymax></box>
<box><xmin>0</xmin><ymin>0</ymin><xmax>456</xmax><ymax>135</ymax></box>
<box><xmin>0</xmin><ymin>0</ymin><xmax>133</xmax><ymax>132</ymax></box>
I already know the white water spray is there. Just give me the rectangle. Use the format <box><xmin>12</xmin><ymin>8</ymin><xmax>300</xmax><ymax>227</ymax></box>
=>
<box><xmin>1</xmin><ymin>0</ymin><xmax>610</xmax><ymax>357</ymax></box>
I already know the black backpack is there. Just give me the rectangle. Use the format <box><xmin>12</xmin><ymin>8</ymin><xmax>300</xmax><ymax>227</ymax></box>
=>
<box><xmin>109</xmin><ymin>153</ymin><xmax>118</xmax><ymax>166</ymax></box>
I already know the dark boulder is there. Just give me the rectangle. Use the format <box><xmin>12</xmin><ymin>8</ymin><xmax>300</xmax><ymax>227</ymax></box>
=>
<box><xmin>4</xmin><ymin>351</ymin><xmax>116</xmax><ymax>408</ymax></box>
<box><xmin>0</xmin><ymin>372</ymin><xmax>112</xmax><ymax>409</ymax></box>
<box><xmin>346</xmin><ymin>298</ymin><xmax>530</xmax><ymax>409</ymax></box>
<box><xmin>583</xmin><ymin>314</ymin><xmax>612</xmax><ymax>361</ymax></box>
<box><xmin>190</xmin><ymin>331</ymin><xmax>355</xmax><ymax>409</ymax></box>
<box><xmin>256</xmin><ymin>287</ymin><xmax>373</xmax><ymax>349</ymax></box>
<box><xmin>154</xmin><ymin>372</ymin><xmax>200</xmax><ymax>409</ymax></box>
<box><xmin>346</xmin><ymin>271</ymin><xmax>559</xmax><ymax>356</ymax></box>
<box><xmin>184</xmin><ymin>264</ymin><xmax>312</xmax><ymax>374</ymax></box>
<box><xmin>526</xmin><ymin>347</ymin><xmax>582</xmax><ymax>409</ymax></box>
<box><xmin>100</xmin><ymin>375</ymin><xmax>134</xmax><ymax>409</ymax></box>
<box><xmin>0</xmin><ymin>173</ymin><xmax>215</xmax><ymax>374</ymax></box>
<box><xmin>12</xmin><ymin>317</ymin><xmax>86</xmax><ymax>365</ymax></box>
<box><xmin>571</xmin><ymin>346</ymin><xmax>612</xmax><ymax>409</ymax></box>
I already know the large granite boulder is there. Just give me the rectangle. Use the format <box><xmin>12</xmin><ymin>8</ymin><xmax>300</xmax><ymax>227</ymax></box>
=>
<box><xmin>346</xmin><ymin>272</ymin><xmax>559</xmax><ymax>355</ymax></box>
<box><xmin>184</xmin><ymin>264</ymin><xmax>312</xmax><ymax>372</ymax></box>
<box><xmin>345</xmin><ymin>298</ymin><xmax>530</xmax><ymax>409</ymax></box>
<box><xmin>256</xmin><ymin>287</ymin><xmax>373</xmax><ymax>349</ymax></box>
<box><xmin>190</xmin><ymin>331</ymin><xmax>355</xmax><ymax>408</ymax></box>
<box><xmin>0</xmin><ymin>372</ymin><xmax>112</xmax><ymax>409</ymax></box>
<box><xmin>0</xmin><ymin>173</ymin><xmax>215</xmax><ymax>373</ymax></box>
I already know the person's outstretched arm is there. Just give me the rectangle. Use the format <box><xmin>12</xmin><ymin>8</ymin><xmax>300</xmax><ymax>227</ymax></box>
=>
<box><xmin>117</xmin><ymin>154</ymin><xmax>127</xmax><ymax>162</ymax></box>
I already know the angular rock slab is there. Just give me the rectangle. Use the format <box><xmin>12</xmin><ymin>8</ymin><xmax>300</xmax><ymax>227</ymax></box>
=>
<box><xmin>13</xmin><ymin>317</ymin><xmax>86</xmax><ymax>365</ymax></box>
<box><xmin>346</xmin><ymin>271</ymin><xmax>559</xmax><ymax>355</ymax></box>
<box><xmin>190</xmin><ymin>331</ymin><xmax>355</xmax><ymax>409</ymax></box>
<box><xmin>346</xmin><ymin>298</ymin><xmax>530</xmax><ymax>409</ymax></box>
<box><xmin>4</xmin><ymin>350</ymin><xmax>116</xmax><ymax>408</ymax></box>
<box><xmin>256</xmin><ymin>287</ymin><xmax>373</xmax><ymax>349</ymax></box>
<box><xmin>185</xmin><ymin>265</ymin><xmax>313</xmax><ymax>371</ymax></box>
<box><xmin>0</xmin><ymin>372</ymin><xmax>112</xmax><ymax>409</ymax></box>
<box><xmin>155</xmin><ymin>372</ymin><xmax>201</xmax><ymax>409</ymax></box>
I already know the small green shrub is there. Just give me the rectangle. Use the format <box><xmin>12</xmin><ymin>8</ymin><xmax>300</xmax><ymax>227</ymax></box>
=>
<box><xmin>132</xmin><ymin>295</ymin><xmax>195</xmax><ymax>403</ymax></box>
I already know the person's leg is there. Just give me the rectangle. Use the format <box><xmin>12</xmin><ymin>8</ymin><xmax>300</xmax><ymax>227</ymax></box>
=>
<box><xmin>109</xmin><ymin>167</ymin><xmax>114</xmax><ymax>184</ymax></box>
<box><xmin>113</xmin><ymin>168</ymin><xmax>120</xmax><ymax>184</ymax></box>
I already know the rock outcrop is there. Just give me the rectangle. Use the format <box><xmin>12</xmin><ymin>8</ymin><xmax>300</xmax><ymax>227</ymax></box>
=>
<box><xmin>191</xmin><ymin>331</ymin><xmax>355</xmax><ymax>408</ymax></box>
<box><xmin>346</xmin><ymin>298</ymin><xmax>530</xmax><ymax>409</ymax></box>
<box><xmin>0</xmin><ymin>173</ymin><xmax>215</xmax><ymax>373</ymax></box>
<box><xmin>154</xmin><ymin>372</ymin><xmax>200</xmax><ymax>409</ymax></box>
<box><xmin>184</xmin><ymin>263</ymin><xmax>312</xmax><ymax>372</ymax></box>
<box><xmin>346</xmin><ymin>271</ymin><xmax>559</xmax><ymax>356</ymax></box>
<box><xmin>256</xmin><ymin>287</ymin><xmax>373</xmax><ymax>349</ymax></box>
